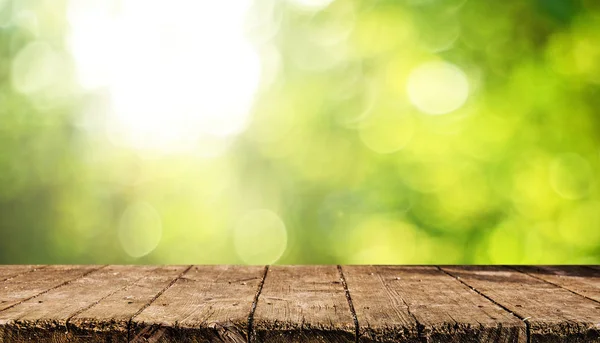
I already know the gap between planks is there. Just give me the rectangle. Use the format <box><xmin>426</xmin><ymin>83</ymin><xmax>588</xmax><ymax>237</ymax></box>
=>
<box><xmin>126</xmin><ymin>265</ymin><xmax>193</xmax><ymax>342</ymax></box>
<box><xmin>0</xmin><ymin>265</ymin><xmax>106</xmax><ymax>313</ymax></box>
<box><xmin>63</xmin><ymin>272</ymin><xmax>151</xmax><ymax>334</ymax></box>
<box><xmin>438</xmin><ymin>267</ymin><xmax>532</xmax><ymax>343</ymax></box>
<box><xmin>0</xmin><ymin>265</ymin><xmax>269</xmax><ymax>343</ymax></box>
<box><xmin>506</xmin><ymin>265</ymin><xmax>600</xmax><ymax>306</ymax></box>
<box><xmin>0</xmin><ymin>265</ymin><xmax>47</xmax><ymax>284</ymax></box>
<box><xmin>248</xmin><ymin>266</ymin><xmax>269</xmax><ymax>343</ymax></box>
<box><xmin>337</xmin><ymin>265</ymin><xmax>360</xmax><ymax>343</ymax></box>
<box><xmin>3</xmin><ymin>266</ymin><xmax>585</xmax><ymax>343</ymax></box>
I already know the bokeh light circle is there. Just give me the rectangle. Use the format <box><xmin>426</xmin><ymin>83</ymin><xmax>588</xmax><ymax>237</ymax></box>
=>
<box><xmin>550</xmin><ymin>153</ymin><xmax>593</xmax><ymax>199</ymax></box>
<box><xmin>118</xmin><ymin>202</ymin><xmax>162</xmax><ymax>258</ymax></box>
<box><xmin>359</xmin><ymin>111</ymin><xmax>415</xmax><ymax>154</ymax></box>
<box><xmin>12</xmin><ymin>42</ymin><xmax>64</xmax><ymax>95</ymax></box>
<box><xmin>233</xmin><ymin>209</ymin><xmax>288</xmax><ymax>264</ymax></box>
<box><xmin>407</xmin><ymin>61</ymin><xmax>469</xmax><ymax>115</ymax></box>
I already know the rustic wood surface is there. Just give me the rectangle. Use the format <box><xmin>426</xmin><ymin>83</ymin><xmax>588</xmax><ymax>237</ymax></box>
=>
<box><xmin>512</xmin><ymin>266</ymin><xmax>600</xmax><ymax>303</ymax></box>
<box><xmin>441</xmin><ymin>266</ymin><xmax>600</xmax><ymax>343</ymax></box>
<box><xmin>252</xmin><ymin>266</ymin><xmax>355</xmax><ymax>343</ymax></box>
<box><xmin>343</xmin><ymin>266</ymin><xmax>526</xmax><ymax>343</ymax></box>
<box><xmin>0</xmin><ymin>265</ymin><xmax>41</xmax><ymax>283</ymax></box>
<box><xmin>0</xmin><ymin>266</ymin><xmax>597</xmax><ymax>343</ymax></box>
<box><xmin>132</xmin><ymin>265</ymin><xmax>265</xmax><ymax>343</ymax></box>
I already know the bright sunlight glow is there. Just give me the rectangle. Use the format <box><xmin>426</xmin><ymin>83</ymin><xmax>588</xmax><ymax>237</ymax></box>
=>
<box><xmin>67</xmin><ymin>0</ymin><xmax>261</xmax><ymax>153</ymax></box>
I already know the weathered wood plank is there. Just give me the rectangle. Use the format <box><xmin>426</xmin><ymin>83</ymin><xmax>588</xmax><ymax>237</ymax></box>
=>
<box><xmin>0</xmin><ymin>265</ymin><xmax>598</xmax><ymax>342</ymax></box>
<box><xmin>131</xmin><ymin>265</ymin><xmax>265</xmax><ymax>343</ymax></box>
<box><xmin>342</xmin><ymin>266</ymin><xmax>526</xmax><ymax>343</ymax></box>
<box><xmin>0</xmin><ymin>265</ymin><xmax>157</xmax><ymax>342</ymax></box>
<box><xmin>252</xmin><ymin>265</ymin><xmax>355</xmax><ymax>343</ymax></box>
<box><xmin>341</xmin><ymin>265</ymin><xmax>417</xmax><ymax>343</ymax></box>
<box><xmin>441</xmin><ymin>266</ymin><xmax>600</xmax><ymax>343</ymax></box>
<box><xmin>0</xmin><ymin>265</ymin><xmax>43</xmax><ymax>283</ymax></box>
<box><xmin>69</xmin><ymin>265</ymin><xmax>189</xmax><ymax>342</ymax></box>
<box><xmin>0</xmin><ymin>265</ymin><xmax>99</xmax><ymax>312</ymax></box>
<box><xmin>514</xmin><ymin>266</ymin><xmax>600</xmax><ymax>303</ymax></box>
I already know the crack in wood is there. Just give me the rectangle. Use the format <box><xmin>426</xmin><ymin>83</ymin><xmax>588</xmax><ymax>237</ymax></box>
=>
<box><xmin>64</xmin><ymin>271</ymin><xmax>154</xmax><ymax>335</ymax></box>
<box><xmin>0</xmin><ymin>265</ymin><xmax>106</xmax><ymax>315</ymax></box>
<box><xmin>337</xmin><ymin>265</ymin><xmax>359</xmax><ymax>343</ymax></box>
<box><xmin>1</xmin><ymin>266</ymin><xmax>599</xmax><ymax>342</ymax></box>
<box><xmin>372</xmin><ymin>267</ymin><xmax>425</xmax><ymax>342</ymax></box>
<box><xmin>0</xmin><ymin>266</ymin><xmax>46</xmax><ymax>284</ymax></box>
<box><xmin>126</xmin><ymin>265</ymin><xmax>193</xmax><ymax>342</ymax></box>
<box><xmin>247</xmin><ymin>265</ymin><xmax>268</xmax><ymax>343</ymax></box>
<box><xmin>507</xmin><ymin>266</ymin><xmax>600</xmax><ymax>306</ymax></box>
<box><xmin>437</xmin><ymin>266</ymin><xmax>531</xmax><ymax>343</ymax></box>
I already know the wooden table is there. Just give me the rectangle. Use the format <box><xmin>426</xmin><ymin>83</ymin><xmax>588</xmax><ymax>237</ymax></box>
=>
<box><xmin>0</xmin><ymin>266</ymin><xmax>599</xmax><ymax>342</ymax></box>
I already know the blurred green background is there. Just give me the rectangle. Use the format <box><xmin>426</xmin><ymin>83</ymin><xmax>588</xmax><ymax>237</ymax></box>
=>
<box><xmin>1</xmin><ymin>0</ymin><xmax>600</xmax><ymax>264</ymax></box>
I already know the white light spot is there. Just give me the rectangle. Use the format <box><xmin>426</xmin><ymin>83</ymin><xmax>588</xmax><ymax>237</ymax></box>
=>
<box><xmin>12</xmin><ymin>42</ymin><xmax>63</xmax><ymax>94</ymax></box>
<box><xmin>287</xmin><ymin>0</ymin><xmax>334</xmax><ymax>11</ymax></box>
<box><xmin>407</xmin><ymin>61</ymin><xmax>469</xmax><ymax>115</ymax></box>
<box><xmin>233</xmin><ymin>209</ymin><xmax>287</xmax><ymax>264</ymax></box>
<box><xmin>67</xmin><ymin>0</ymin><xmax>261</xmax><ymax>153</ymax></box>
<box><xmin>118</xmin><ymin>202</ymin><xmax>162</xmax><ymax>258</ymax></box>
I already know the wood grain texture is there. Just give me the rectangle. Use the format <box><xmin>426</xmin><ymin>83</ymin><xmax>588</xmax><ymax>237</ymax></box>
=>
<box><xmin>343</xmin><ymin>266</ymin><xmax>526</xmax><ymax>343</ymax></box>
<box><xmin>1</xmin><ymin>265</ymin><xmax>600</xmax><ymax>342</ymax></box>
<box><xmin>513</xmin><ymin>266</ymin><xmax>600</xmax><ymax>303</ymax></box>
<box><xmin>252</xmin><ymin>265</ymin><xmax>355</xmax><ymax>343</ymax></box>
<box><xmin>0</xmin><ymin>265</ymin><xmax>157</xmax><ymax>342</ymax></box>
<box><xmin>0</xmin><ymin>265</ymin><xmax>99</xmax><ymax>313</ymax></box>
<box><xmin>131</xmin><ymin>265</ymin><xmax>265</xmax><ymax>343</ymax></box>
<box><xmin>0</xmin><ymin>265</ymin><xmax>42</xmax><ymax>283</ymax></box>
<box><xmin>341</xmin><ymin>265</ymin><xmax>417</xmax><ymax>343</ymax></box>
<box><xmin>441</xmin><ymin>266</ymin><xmax>600</xmax><ymax>343</ymax></box>
<box><xmin>70</xmin><ymin>265</ymin><xmax>189</xmax><ymax>342</ymax></box>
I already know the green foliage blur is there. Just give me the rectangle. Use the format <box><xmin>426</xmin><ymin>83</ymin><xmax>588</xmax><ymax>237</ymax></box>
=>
<box><xmin>1</xmin><ymin>0</ymin><xmax>600</xmax><ymax>264</ymax></box>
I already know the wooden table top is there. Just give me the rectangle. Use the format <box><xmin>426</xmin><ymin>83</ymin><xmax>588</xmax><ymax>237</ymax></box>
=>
<box><xmin>0</xmin><ymin>265</ymin><xmax>599</xmax><ymax>342</ymax></box>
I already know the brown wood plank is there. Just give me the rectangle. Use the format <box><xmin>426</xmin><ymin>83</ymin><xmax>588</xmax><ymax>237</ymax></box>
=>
<box><xmin>0</xmin><ymin>265</ymin><xmax>43</xmax><ymax>283</ymax></box>
<box><xmin>69</xmin><ymin>265</ymin><xmax>189</xmax><ymax>342</ymax></box>
<box><xmin>341</xmin><ymin>265</ymin><xmax>418</xmax><ymax>343</ymax></box>
<box><xmin>0</xmin><ymin>265</ymin><xmax>158</xmax><ymax>342</ymax></box>
<box><xmin>0</xmin><ymin>265</ymin><xmax>99</xmax><ymax>312</ymax></box>
<box><xmin>441</xmin><ymin>266</ymin><xmax>600</xmax><ymax>343</ymax></box>
<box><xmin>513</xmin><ymin>266</ymin><xmax>600</xmax><ymax>304</ymax></box>
<box><xmin>342</xmin><ymin>266</ymin><xmax>526</xmax><ymax>343</ymax></box>
<box><xmin>0</xmin><ymin>265</ymin><xmax>598</xmax><ymax>342</ymax></box>
<box><xmin>131</xmin><ymin>265</ymin><xmax>265</xmax><ymax>343</ymax></box>
<box><xmin>252</xmin><ymin>265</ymin><xmax>355</xmax><ymax>343</ymax></box>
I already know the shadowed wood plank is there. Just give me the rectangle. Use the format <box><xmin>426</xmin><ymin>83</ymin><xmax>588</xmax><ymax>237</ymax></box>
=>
<box><xmin>253</xmin><ymin>265</ymin><xmax>355</xmax><ymax>343</ymax></box>
<box><xmin>0</xmin><ymin>266</ymin><xmax>43</xmax><ymax>283</ymax></box>
<box><xmin>0</xmin><ymin>265</ymin><xmax>99</xmax><ymax>312</ymax></box>
<box><xmin>0</xmin><ymin>265</ymin><xmax>157</xmax><ymax>342</ymax></box>
<box><xmin>343</xmin><ymin>266</ymin><xmax>526</xmax><ymax>343</ymax></box>
<box><xmin>131</xmin><ymin>265</ymin><xmax>265</xmax><ymax>343</ymax></box>
<box><xmin>514</xmin><ymin>266</ymin><xmax>600</xmax><ymax>303</ymax></box>
<box><xmin>442</xmin><ymin>266</ymin><xmax>600</xmax><ymax>343</ymax></box>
